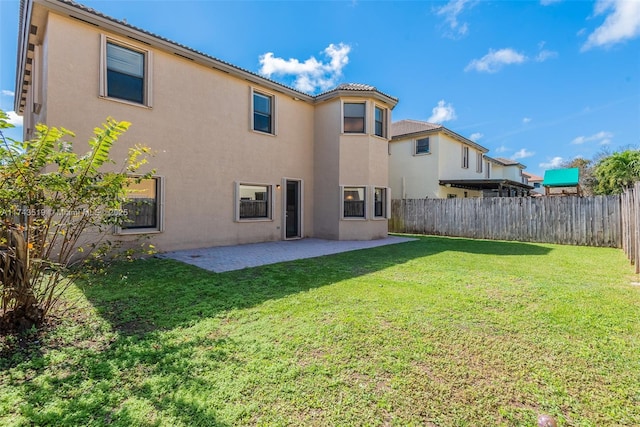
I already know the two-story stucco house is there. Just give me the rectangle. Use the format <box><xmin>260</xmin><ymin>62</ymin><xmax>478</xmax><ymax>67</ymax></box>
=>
<box><xmin>14</xmin><ymin>0</ymin><xmax>397</xmax><ymax>252</ymax></box>
<box><xmin>389</xmin><ymin>119</ymin><xmax>532</xmax><ymax>199</ymax></box>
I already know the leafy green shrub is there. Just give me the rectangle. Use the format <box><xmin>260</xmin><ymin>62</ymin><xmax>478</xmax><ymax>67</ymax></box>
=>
<box><xmin>0</xmin><ymin>109</ymin><xmax>152</xmax><ymax>331</ymax></box>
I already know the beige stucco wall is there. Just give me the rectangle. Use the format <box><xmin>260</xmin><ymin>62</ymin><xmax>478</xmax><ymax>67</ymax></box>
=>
<box><xmin>314</xmin><ymin>98</ymin><xmax>390</xmax><ymax>241</ymax></box>
<box><xmin>338</xmin><ymin>99</ymin><xmax>390</xmax><ymax>240</ymax></box>
<box><xmin>313</xmin><ymin>99</ymin><xmax>341</xmax><ymax>240</ymax></box>
<box><xmin>41</xmin><ymin>12</ymin><xmax>316</xmax><ymax>251</ymax></box>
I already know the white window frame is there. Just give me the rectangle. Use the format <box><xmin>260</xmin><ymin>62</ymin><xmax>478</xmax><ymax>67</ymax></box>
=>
<box><xmin>250</xmin><ymin>87</ymin><xmax>277</xmax><ymax>135</ymax></box>
<box><xmin>341</xmin><ymin>185</ymin><xmax>367</xmax><ymax>219</ymax></box>
<box><xmin>99</xmin><ymin>35</ymin><xmax>153</xmax><ymax>107</ymax></box>
<box><xmin>115</xmin><ymin>175</ymin><xmax>164</xmax><ymax>235</ymax></box>
<box><xmin>415</xmin><ymin>137</ymin><xmax>430</xmax><ymax>155</ymax></box>
<box><xmin>485</xmin><ymin>161</ymin><xmax>491</xmax><ymax>178</ymax></box>
<box><xmin>235</xmin><ymin>182</ymin><xmax>274</xmax><ymax>222</ymax></box>
<box><xmin>461</xmin><ymin>146</ymin><xmax>469</xmax><ymax>169</ymax></box>
<box><xmin>372</xmin><ymin>186</ymin><xmax>391</xmax><ymax>220</ymax></box>
<box><xmin>373</xmin><ymin>105</ymin><xmax>387</xmax><ymax>138</ymax></box>
<box><xmin>342</xmin><ymin>101</ymin><xmax>367</xmax><ymax>134</ymax></box>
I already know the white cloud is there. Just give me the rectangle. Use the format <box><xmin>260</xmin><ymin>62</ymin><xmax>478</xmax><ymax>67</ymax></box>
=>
<box><xmin>465</xmin><ymin>48</ymin><xmax>527</xmax><ymax>73</ymax></box>
<box><xmin>5</xmin><ymin>111</ymin><xmax>23</xmax><ymax>126</ymax></box>
<box><xmin>523</xmin><ymin>117</ymin><xmax>532</xmax><ymax>124</ymax></box>
<box><xmin>535</xmin><ymin>50</ymin><xmax>558</xmax><ymax>62</ymax></box>
<box><xmin>435</xmin><ymin>0</ymin><xmax>475</xmax><ymax>38</ymax></box>
<box><xmin>469</xmin><ymin>132</ymin><xmax>483</xmax><ymax>141</ymax></box>
<box><xmin>258</xmin><ymin>43</ymin><xmax>351</xmax><ymax>93</ymax></box>
<box><xmin>1</xmin><ymin>90</ymin><xmax>14</xmax><ymax>97</ymax></box>
<box><xmin>571</xmin><ymin>130</ymin><xmax>613</xmax><ymax>145</ymax></box>
<box><xmin>512</xmin><ymin>148</ymin><xmax>535</xmax><ymax>159</ymax></box>
<box><xmin>582</xmin><ymin>0</ymin><xmax>640</xmax><ymax>50</ymax></box>
<box><xmin>465</xmin><ymin>44</ymin><xmax>557</xmax><ymax>73</ymax></box>
<box><xmin>495</xmin><ymin>145</ymin><xmax>509</xmax><ymax>153</ymax></box>
<box><xmin>427</xmin><ymin>100</ymin><xmax>457</xmax><ymax>123</ymax></box>
<box><xmin>539</xmin><ymin>156</ymin><xmax>565</xmax><ymax>169</ymax></box>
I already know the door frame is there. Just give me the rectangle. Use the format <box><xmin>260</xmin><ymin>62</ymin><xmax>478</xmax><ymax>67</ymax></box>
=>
<box><xmin>282</xmin><ymin>177</ymin><xmax>303</xmax><ymax>240</ymax></box>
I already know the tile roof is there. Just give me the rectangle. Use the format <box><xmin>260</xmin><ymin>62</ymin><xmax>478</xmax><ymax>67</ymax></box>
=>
<box><xmin>391</xmin><ymin>119</ymin><xmax>489</xmax><ymax>153</ymax></box>
<box><xmin>391</xmin><ymin>120</ymin><xmax>443</xmax><ymax>137</ymax></box>
<box><xmin>522</xmin><ymin>171</ymin><xmax>543</xmax><ymax>181</ymax></box>
<box><xmin>495</xmin><ymin>157</ymin><xmax>521</xmax><ymax>166</ymax></box>
<box><xmin>335</xmin><ymin>83</ymin><xmax>377</xmax><ymax>91</ymax></box>
<box><xmin>484</xmin><ymin>156</ymin><xmax>526</xmax><ymax>168</ymax></box>
<box><xmin>316</xmin><ymin>83</ymin><xmax>399</xmax><ymax>104</ymax></box>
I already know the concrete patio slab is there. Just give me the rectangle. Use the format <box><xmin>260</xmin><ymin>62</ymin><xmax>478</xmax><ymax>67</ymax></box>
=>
<box><xmin>157</xmin><ymin>236</ymin><xmax>416</xmax><ymax>273</ymax></box>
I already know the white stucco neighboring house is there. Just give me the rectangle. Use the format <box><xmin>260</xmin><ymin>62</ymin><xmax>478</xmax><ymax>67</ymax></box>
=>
<box><xmin>389</xmin><ymin>120</ymin><xmax>532</xmax><ymax>199</ymax></box>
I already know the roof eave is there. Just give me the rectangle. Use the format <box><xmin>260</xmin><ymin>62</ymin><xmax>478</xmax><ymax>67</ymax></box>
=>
<box><xmin>391</xmin><ymin>126</ymin><xmax>489</xmax><ymax>153</ymax></box>
<box><xmin>390</xmin><ymin>128</ymin><xmax>441</xmax><ymax>142</ymax></box>
<box><xmin>314</xmin><ymin>89</ymin><xmax>399</xmax><ymax>108</ymax></box>
<box><xmin>14</xmin><ymin>0</ymin><xmax>32</xmax><ymax>113</ymax></box>
<box><xmin>484</xmin><ymin>155</ymin><xmax>526</xmax><ymax>169</ymax></box>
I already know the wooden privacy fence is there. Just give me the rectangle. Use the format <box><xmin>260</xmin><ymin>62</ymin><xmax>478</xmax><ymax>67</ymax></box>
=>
<box><xmin>620</xmin><ymin>182</ymin><xmax>640</xmax><ymax>273</ymax></box>
<box><xmin>390</xmin><ymin>196</ymin><xmax>622</xmax><ymax>248</ymax></box>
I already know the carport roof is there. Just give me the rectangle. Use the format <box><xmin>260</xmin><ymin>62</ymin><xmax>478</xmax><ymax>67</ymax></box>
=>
<box><xmin>543</xmin><ymin>168</ymin><xmax>580</xmax><ymax>187</ymax></box>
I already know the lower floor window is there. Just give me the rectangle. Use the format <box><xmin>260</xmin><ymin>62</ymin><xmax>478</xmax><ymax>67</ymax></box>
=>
<box><xmin>343</xmin><ymin>186</ymin><xmax>366</xmax><ymax>218</ymax></box>
<box><xmin>122</xmin><ymin>176</ymin><xmax>162</xmax><ymax>231</ymax></box>
<box><xmin>238</xmin><ymin>183</ymin><xmax>271</xmax><ymax>220</ymax></box>
<box><xmin>374</xmin><ymin>187</ymin><xmax>387</xmax><ymax>218</ymax></box>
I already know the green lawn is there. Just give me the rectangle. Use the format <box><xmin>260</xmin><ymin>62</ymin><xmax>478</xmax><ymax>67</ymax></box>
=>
<box><xmin>1</xmin><ymin>235</ymin><xmax>639</xmax><ymax>426</ymax></box>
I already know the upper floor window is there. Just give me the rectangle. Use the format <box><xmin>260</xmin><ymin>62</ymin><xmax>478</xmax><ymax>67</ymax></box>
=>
<box><xmin>462</xmin><ymin>146</ymin><xmax>469</xmax><ymax>169</ymax></box>
<box><xmin>101</xmin><ymin>36</ymin><xmax>152</xmax><ymax>106</ymax></box>
<box><xmin>415</xmin><ymin>137</ymin><xmax>430</xmax><ymax>155</ymax></box>
<box><xmin>253</xmin><ymin>91</ymin><xmax>274</xmax><ymax>134</ymax></box>
<box><xmin>374</xmin><ymin>106</ymin><xmax>386</xmax><ymax>137</ymax></box>
<box><xmin>485</xmin><ymin>161</ymin><xmax>491</xmax><ymax>178</ymax></box>
<box><xmin>476</xmin><ymin>152</ymin><xmax>483</xmax><ymax>173</ymax></box>
<box><xmin>107</xmin><ymin>42</ymin><xmax>144</xmax><ymax>104</ymax></box>
<box><xmin>344</xmin><ymin>103</ymin><xmax>366</xmax><ymax>133</ymax></box>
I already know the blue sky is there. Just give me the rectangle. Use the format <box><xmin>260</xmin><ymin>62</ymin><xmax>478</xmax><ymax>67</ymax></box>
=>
<box><xmin>1</xmin><ymin>0</ymin><xmax>639</xmax><ymax>176</ymax></box>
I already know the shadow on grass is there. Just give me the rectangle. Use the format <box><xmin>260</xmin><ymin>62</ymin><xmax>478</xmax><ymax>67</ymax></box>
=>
<box><xmin>2</xmin><ymin>235</ymin><xmax>552</xmax><ymax>425</ymax></box>
<box><xmin>84</xmin><ymin>235</ymin><xmax>551</xmax><ymax>335</ymax></box>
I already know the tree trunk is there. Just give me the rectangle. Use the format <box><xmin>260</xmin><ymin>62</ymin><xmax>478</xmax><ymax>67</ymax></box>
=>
<box><xmin>0</xmin><ymin>227</ymin><xmax>43</xmax><ymax>332</ymax></box>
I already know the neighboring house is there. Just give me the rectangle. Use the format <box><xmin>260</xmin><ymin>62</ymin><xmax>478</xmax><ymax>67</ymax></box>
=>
<box><xmin>389</xmin><ymin>120</ymin><xmax>531</xmax><ymax>199</ymax></box>
<box><xmin>522</xmin><ymin>171</ymin><xmax>544</xmax><ymax>195</ymax></box>
<box><xmin>482</xmin><ymin>157</ymin><xmax>532</xmax><ymax>197</ymax></box>
<box><xmin>14</xmin><ymin>0</ymin><xmax>398</xmax><ymax>252</ymax></box>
